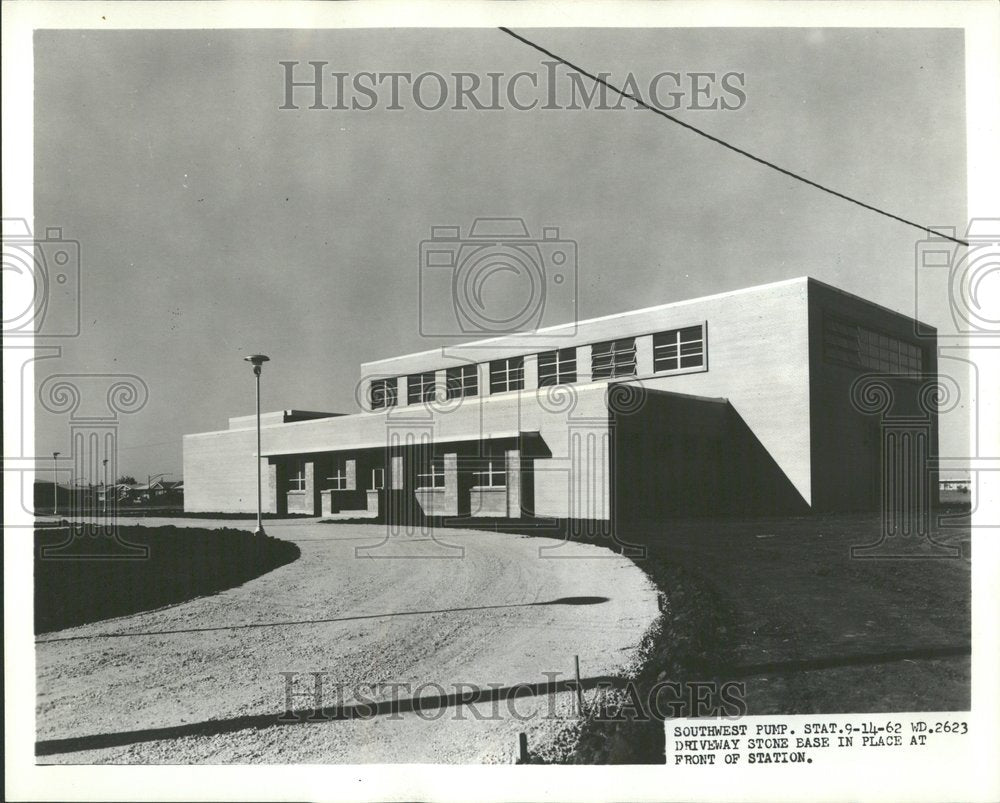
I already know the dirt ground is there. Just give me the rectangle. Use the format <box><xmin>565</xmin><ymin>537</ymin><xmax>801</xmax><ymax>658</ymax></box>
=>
<box><xmin>35</xmin><ymin>518</ymin><xmax>659</xmax><ymax>764</ymax></box>
<box><xmin>627</xmin><ymin>512</ymin><xmax>972</xmax><ymax>715</ymax></box>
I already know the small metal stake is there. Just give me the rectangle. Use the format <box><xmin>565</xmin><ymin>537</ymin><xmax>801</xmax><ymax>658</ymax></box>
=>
<box><xmin>574</xmin><ymin>654</ymin><xmax>584</xmax><ymax>716</ymax></box>
<box><xmin>517</xmin><ymin>731</ymin><xmax>529</xmax><ymax>764</ymax></box>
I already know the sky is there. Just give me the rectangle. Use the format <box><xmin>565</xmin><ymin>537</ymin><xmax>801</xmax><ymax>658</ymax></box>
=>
<box><xmin>32</xmin><ymin>27</ymin><xmax>967</xmax><ymax>482</ymax></box>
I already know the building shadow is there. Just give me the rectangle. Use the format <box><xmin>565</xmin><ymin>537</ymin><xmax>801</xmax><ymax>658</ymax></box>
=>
<box><xmin>36</xmin><ymin>672</ymin><xmax>623</xmax><ymax>757</ymax></box>
<box><xmin>612</xmin><ymin>390</ymin><xmax>810</xmax><ymax>520</ymax></box>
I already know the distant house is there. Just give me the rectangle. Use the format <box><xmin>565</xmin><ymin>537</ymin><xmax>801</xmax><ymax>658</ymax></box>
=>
<box><xmin>114</xmin><ymin>480</ymin><xmax>184</xmax><ymax>507</ymax></box>
<box><xmin>162</xmin><ymin>479</ymin><xmax>184</xmax><ymax>498</ymax></box>
<box><xmin>34</xmin><ymin>479</ymin><xmax>183</xmax><ymax>514</ymax></box>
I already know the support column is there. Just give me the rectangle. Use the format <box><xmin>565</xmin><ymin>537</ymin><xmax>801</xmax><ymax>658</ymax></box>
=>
<box><xmin>577</xmin><ymin>344</ymin><xmax>593</xmax><ymax>385</ymax></box>
<box><xmin>443</xmin><ymin>452</ymin><xmax>459</xmax><ymax>516</ymax></box>
<box><xmin>305</xmin><ymin>459</ymin><xmax>319</xmax><ymax>516</ymax></box>
<box><xmin>635</xmin><ymin>334</ymin><xmax>654</xmax><ymax>377</ymax></box>
<box><xmin>477</xmin><ymin>363</ymin><xmax>490</xmax><ymax>397</ymax></box>
<box><xmin>267</xmin><ymin>461</ymin><xmax>279</xmax><ymax>514</ymax></box>
<box><xmin>506</xmin><ymin>449</ymin><xmax>521</xmax><ymax>518</ymax></box>
<box><xmin>523</xmin><ymin>354</ymin><xmax>538</xmax><ymax>391</ymax></box>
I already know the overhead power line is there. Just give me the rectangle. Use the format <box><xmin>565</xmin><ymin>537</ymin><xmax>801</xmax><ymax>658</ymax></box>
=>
<box><xmin>498</xmin><ymin>27</ymin><xmax>969</xmax><ymax>248</ymax></box>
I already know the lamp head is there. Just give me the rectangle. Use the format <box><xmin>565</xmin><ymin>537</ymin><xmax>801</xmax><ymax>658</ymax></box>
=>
<box><xmin>53</xmin><ymin>451</ymin><xmax>60</xmax><ymax>459</ymax></box>
<box><xmin>244</xmin><ymin>354</ymin><xmax>270</xmax><ymax>376</ymax></box>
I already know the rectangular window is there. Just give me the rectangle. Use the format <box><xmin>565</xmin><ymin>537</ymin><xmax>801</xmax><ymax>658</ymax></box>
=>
<box><xmin>591</xmin><ymin>338</ymin><xmax>637</xmax><ymax>380</ymax></box>
<box><xmin>824</xmin><ymin>316</ymin><xmax>924</xmax><ymax>375</ymax></box>
<box><xmin>489</xmin><ymin>356</ymin><xmax>525</xmax><ymax>394</ymax></box>
<box><xmin>289</xmin><ymin>459</ymin><xmax>306</xmax><ymax>492</ymax></box>
<box><xmin>417</xmin><ymin>457</ymin><xmax>445</xmax><ymax>489</ymax></box>
<box><xmin>369</xmin><ymin>378</ymin><xmax>397</xmax><ymax>410</ymax></box>
<box><xmin>327</xmin><ymin>459</ymin><xmax>348</xmax><ymax>491</ymax></box>
<box><xmin>446</xmin><ymin>364</ymin><xmax>478</xmax><ymax>399</ymax></box>
<box><xmin>407</xmin><ymin>371</ymin><xmax>436</xmax><ymax>404</ymax></box>
<box><xmin>472</xmin><ymin>458</ymin><xmax>507</xmax><ymax>488</ymax></box>
<box><xmin>537</xmin><ymin>348</ymin><xmax>577</xmax><ymax>387</ymax></box>
<box><xmin>371</xmin><ymin>468</ymin><xmax>385</xmax><ymax>490</ymax></box>
<box><xmin>653</xmin><ymin>325</ymin><xmax>706</xmax><ymax>373</ymax></box>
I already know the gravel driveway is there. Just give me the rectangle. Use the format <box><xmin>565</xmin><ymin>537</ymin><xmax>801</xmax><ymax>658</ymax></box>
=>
<box><xmin>36</xmin><ymin>518</ymin><xmax>659</xmax><ymax>763</ymax></box>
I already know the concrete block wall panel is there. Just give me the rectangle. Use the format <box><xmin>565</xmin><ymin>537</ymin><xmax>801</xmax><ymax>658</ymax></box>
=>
<box><xmin>576</xmin><ymin>344</ymin><xmax>594</xmax><ymax>385</ymax></box>
<box><xmin>635</xmin><ymin>334</ymin><xmax>654</xmax><ymax>377</ymax></box>
<box><xmin>183</xmin><ymin>427</ymin><xmax>274</xmax><ymax>513</ymax></box>
<box><xmin>806</xmin><ymin>279</ymin><xmax>939</xmax><ymax>512</ymax></box>
<box><xmin>506</xmin><ymin>449</ymin><xmax>521</xmax><ymax>518</ymax></box>
<box><xmin>524</xmin><ymin>354</ymin><xmax>539</xmax><ymax>390</ymax></box>
<box><xmin>286</xmin><ymin>491</ymin><xmax>309</xmax><ymax>513</ymax></box>
<box><xmin>267</xmin><ymin>463</ymin><xmax>278</xmax><ymax>514</ymax></box>
<box><xmin>442</xmin><ymin>452</ymin><xmax>459</xmax><ymax>515</ymax></box>
<box><xmin>476</xmin><ymin>362</ymin><xmax>489</xmax><ymax>397</ymax></box>
<box><xmin>469</xmin><ymin>487</ymin><xmax>507</xmax><ymax>517</ymax></box>
<box><xmin>306</xmin><ymin>459</ymin><xmax>318</xmax><ymax>515</ymax></box>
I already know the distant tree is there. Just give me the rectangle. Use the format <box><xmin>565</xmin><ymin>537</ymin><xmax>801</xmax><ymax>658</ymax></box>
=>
<box><xmin>116</xmin><ymin>475</ymin><xmax>137</xmax><ymax>485</ymax></box>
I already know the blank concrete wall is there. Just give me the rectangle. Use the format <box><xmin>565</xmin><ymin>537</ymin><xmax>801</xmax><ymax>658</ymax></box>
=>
<box><xmin>183</xmin><ymin>428</ymin><xmax>273</xmax><ymax>513</ymax></box>
<box><xmin>614</xmin><ymin>388</ymin><xmax>814</xmax><ymax>521</ymax></box>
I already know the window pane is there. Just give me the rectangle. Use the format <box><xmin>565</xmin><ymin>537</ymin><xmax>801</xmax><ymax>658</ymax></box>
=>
<box><xmin>654</xmin><ymin>326</ymin><xmax>704</xmax><ymax>372</ymax></box>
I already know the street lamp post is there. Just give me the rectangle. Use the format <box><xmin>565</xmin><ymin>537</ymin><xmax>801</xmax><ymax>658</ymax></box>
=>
<box><xmin>102</xmin><ymin>458</ymin><xmax>109</xmax><ymax>515</ymax></box>
<box><xmin>52</xmin><ymin>451</ymin><xmax>61</xmax><ymax>516</ymax></box>
<box><xmin>244</xmin><ymin>354</ymin><xmax>270</xmax><ymax>536</ymax></box>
